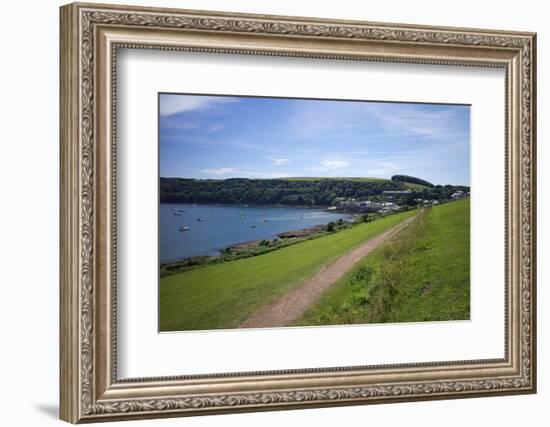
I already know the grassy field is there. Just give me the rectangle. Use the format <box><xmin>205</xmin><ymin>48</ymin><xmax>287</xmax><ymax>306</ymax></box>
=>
<box><xmin>402</xmin><ymin>181</ymin><xmax>431</xmax><ymax>190</ymax></box>
<box><xmin>160</xmin><ymin>209</ymin><xmax>417</xmax><ymax>331</ymax></box>
<box><xmin>280</xmin><ymin>177</ymin><xmax>391</xmax><ymax>182</ymax></box>
<box><xmin>295</xmin><ymin>198</ymin><xmax>470</xmax><ymax>326</ymax></box>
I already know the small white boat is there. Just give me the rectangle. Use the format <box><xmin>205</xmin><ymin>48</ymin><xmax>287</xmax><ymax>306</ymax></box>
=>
<box><xmin>178</xmin><ymin>226</ymin><xmax>190</xmax><ymax>232</ymax></box>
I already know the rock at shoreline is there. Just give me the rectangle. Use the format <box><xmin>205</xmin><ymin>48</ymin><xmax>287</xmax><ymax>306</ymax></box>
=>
<box><xmin>277</xmin><ymin>224</ymin><xmax>326</xmax><ymax>239</ymax></box>
<box><xmin>229</xmin><ymin>239</ymin><xmax>267</xmax><ymax>251</ymax></box>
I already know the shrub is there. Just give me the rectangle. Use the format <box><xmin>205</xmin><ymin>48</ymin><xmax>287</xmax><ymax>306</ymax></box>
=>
<box><xmin>350</xmin><ymin>265</ymin><xmax>374</xmax><ymax>284</ymax></box>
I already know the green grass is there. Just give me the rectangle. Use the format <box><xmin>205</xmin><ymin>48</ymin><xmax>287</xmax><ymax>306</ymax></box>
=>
<box><xmin>295</xmin><ymin>198</ymin><xmax>470</xmax><ymax>326</ymax></box>
<box><xmin>160</xmin><ymin>209</ymin><xmax>417</xmax><ymax>331</ymax></box>
<box><xmin>281</xmin><ymin>176</ymin><xmax>428</xmax><ymax>189</ymax></box>
<box><xmin>280</xmin><ymin>177</ymin><xmax>390</xmax><ymax>182</ymax></box>
<box><xmin>401</xmin><ymin>182</ymin><xmax>431</xmax><ymax>190</ymax></box>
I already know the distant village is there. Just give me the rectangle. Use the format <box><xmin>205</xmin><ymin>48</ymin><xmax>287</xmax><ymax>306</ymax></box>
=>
<box><xmin>328</xmin><ymin>189</ymin><xmax>469</xmax><ymax>215</ymax></box>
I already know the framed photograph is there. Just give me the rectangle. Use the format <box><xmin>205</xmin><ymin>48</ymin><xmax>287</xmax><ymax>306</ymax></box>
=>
<box><xmin>60</xmin><ymin>2</ymin><xmax>537</xmax><ymax>423</ymax></box>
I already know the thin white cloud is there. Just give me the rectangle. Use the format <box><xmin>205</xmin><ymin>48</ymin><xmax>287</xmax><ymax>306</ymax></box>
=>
<box><xmin>368</xmin><ymin>161</ymin><xmax>403</xmax><ymax>175</ymax></box>
<box><xmin>287</xmin><ymin>100</ymin><xmax>468</xmax><ymax>143</ymax></box>
<box><xmin>200</xmin><ymin>167</ymin><xmax>290</xmax><ymax>179</ymax></box>
<box><xmin>322</xmin><ymin>160</ymin><xmax>350</xmax><ymax>169</ymax></box>
<box><xmin>160</xmin><ymin>94</ymin><xmax>237</xmax><ymax>116</ymax></box>
<box><xmin>161</xmin><ymin>120</ymin><xmax>201</xmax><ymax>130</ymax></box>
<box><xmin>228</xmin><ymin>140</ymin><xmax>280</xmax><ymax>154</ymax></box>
<box><xmin>360</xmin><ymin>103</ymin><xmax>468</xmax><ymax>140</ymax></box>
<box><xmin>201</xmin><ymin>167</ymin><xmax>238</xmax><ymax>176</ymax></box>
<box><xmin>270</xmin><ymin>157</ymin><xmax>290</xmax><ymax>166</ymax></box>
<box><xmin>379</xmin><ymin>161</ymin><xmax>401</xmax><ymax>170</ymax></box>
<box><xmin>306</xmin><ymin>160</ymin><xmax>351</xmax><ymax>173</ymax></box>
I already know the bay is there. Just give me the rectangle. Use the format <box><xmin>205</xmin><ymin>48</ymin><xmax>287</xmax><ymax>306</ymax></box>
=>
<box><xmin>160</xmin><ymin>203</ymin><xmax>351</xmax><ymax>263</ymax></box>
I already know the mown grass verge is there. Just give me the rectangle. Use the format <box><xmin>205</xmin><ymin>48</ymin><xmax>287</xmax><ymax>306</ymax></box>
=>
<box><xmin>295</xmin><ymin>198</ymin><xmax>470</xmax><ymax>326</ymax></box>
<box><xmin>160</xmin><ymin>219</ymin><xmax>355</xmax><ymax>278</ymax></box>
<box><xmin>160</xmin><ymin>209</ymin><xmax>417</xmax><ymax>331</ymax></box>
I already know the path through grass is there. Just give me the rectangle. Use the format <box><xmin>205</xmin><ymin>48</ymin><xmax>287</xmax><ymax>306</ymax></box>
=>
<box><xmin>160</xmin><ymin>209</ymin><xmax>417</xmax><ymax>331</ymax></box>
<box><xmin>295</xmin><ymin>198</ymin><xmax>470</xmax><ymax>326</ymax></box>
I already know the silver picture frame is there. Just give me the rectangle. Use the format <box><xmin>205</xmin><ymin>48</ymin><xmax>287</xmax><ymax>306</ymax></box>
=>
<box><xmin>60</xmin><ymin>2</ymin><xmax>536</xmax><ymax>422</ymax></box>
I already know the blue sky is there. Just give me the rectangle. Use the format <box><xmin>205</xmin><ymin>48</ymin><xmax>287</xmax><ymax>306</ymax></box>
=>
<box><xmin>159</xmin><ymin>94</ymin><xmax>470</xmax><ymax>185</ymax></box>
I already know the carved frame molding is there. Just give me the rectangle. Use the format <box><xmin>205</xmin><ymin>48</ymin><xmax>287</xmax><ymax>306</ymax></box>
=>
<box><xmin>60</xmin><ymin>2</ymin><xmax>536</xmax><ymax>423</ymax></box>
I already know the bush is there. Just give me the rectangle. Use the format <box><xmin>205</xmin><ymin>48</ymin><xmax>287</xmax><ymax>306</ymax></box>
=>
<box><xmin>326</xmin><ymin>221</ymin><xmax>336</xmax><ymax>232</ymax></box>
<box><xmin>350</xmin><ymin>265</ymin><xmax>374</xmax><ymax>284</ymax></box>
<box><xmin>362</xmin><ymin>214</ymin><xmax>378</xmax><ymax>223</ymax></box>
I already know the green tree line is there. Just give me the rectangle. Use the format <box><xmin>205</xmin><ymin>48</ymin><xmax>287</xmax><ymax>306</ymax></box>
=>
<box><xmin>160</xmin><ymin>177</ymin><xmax>469</xmax><ymax>206</ymax></box>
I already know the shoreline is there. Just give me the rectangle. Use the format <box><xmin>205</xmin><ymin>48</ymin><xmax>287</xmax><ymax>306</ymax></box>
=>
<box><xmin>159</xmin><ymin>218</ymin><xmax>355</xmax><ymax>277</ymax></box>
<box><xmin>160</xmin><ymin>222</ymin><xmax>336</xmax><ymax>265</ymax></box>
<box><xmin>162</xmin><ymin>198</ymin><xmax>457</xmax><ymax>266</ymax></box>
<box><xmin>161</xmin><ymin>204</ymin><xmax>355</xmax><ymax>266</ymax></box>
<box><xmin>225</xmin><ymin>224</ymin><xmax>328</xmax><ymax>251</ymax></box>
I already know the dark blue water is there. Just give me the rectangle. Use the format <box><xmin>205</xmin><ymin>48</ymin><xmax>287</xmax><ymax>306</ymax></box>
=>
<box><xmin>160</xmin><ymin>204</ymin><xmax>351</xmax><ymax>262</ymax></box>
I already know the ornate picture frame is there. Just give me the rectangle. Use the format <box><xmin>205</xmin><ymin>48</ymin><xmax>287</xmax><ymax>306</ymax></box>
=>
<box><xmin>60</xmin><ymin>2</ymin><xmax>536</xmax><ymax>423</ymax></box>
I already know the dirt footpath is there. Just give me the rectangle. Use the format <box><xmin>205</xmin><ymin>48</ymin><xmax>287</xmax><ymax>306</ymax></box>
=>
<box><xmin>238</xmin><ymin>213</ymin><xmax>419</xmax><ymax>329</ymax></box>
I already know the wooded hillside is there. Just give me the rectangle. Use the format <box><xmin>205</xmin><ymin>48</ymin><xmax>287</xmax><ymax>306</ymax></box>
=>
<box><xmin>160</xmin><ymin>177</ymin><xmax>469</xmax><ymax>206</ymax></box>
